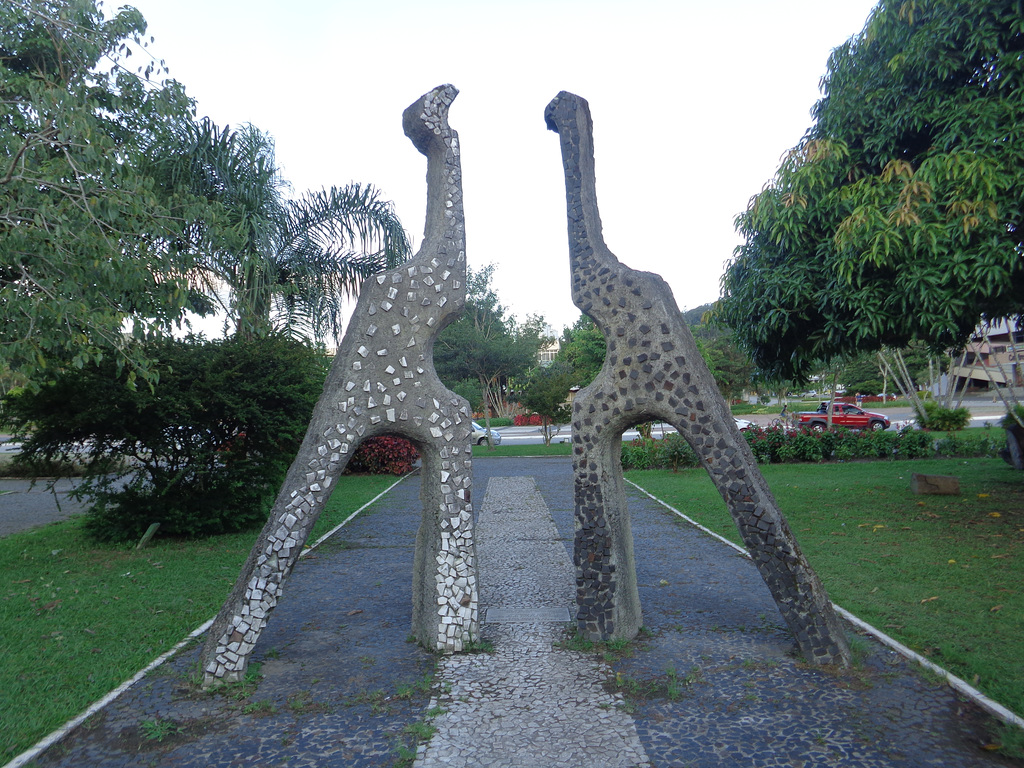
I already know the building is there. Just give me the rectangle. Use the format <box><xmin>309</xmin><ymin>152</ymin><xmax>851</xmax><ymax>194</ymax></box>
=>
<box><xmin>949</xmin><ymin>319</ymin><xmax>1023</xmax><ymax>391</ymax></box>
<box><xmin>537</xmin><ymin>339</ymin><xmax>560</xmax><ymax>367</ymax></box>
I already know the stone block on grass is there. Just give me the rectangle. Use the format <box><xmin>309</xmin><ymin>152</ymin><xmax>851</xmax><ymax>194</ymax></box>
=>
<box><xmin>911</xmin><ymin>473</ymin><xmax>960</xmax><ymax>495</ymax></box>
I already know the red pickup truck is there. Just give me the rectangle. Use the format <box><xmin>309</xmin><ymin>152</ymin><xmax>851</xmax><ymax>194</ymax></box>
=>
<box><xmin>798</xmin><ymin>402</ymin><xmax>891</xmax><ymax>432</ymax></box>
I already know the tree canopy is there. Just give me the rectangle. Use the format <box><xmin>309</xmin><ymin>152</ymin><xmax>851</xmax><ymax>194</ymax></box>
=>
<box><xmin>434</xmin><ymin>265</ymin><xmax>544</xmax><ymax>423</ymax></box>
<box><xmin>718</xmin><ymin>0</ymin><xmax>1024</xmax><ymax>381</ymax></box>
<box><xmin>148</xmin><ymin>118</ymin><xmax>410</xmax><ymax>342</ymax></box>
<box><xmin>1</xmin><ymin>0</ymin><xmax>214</xmax><ymax>384</ymax></box>
<box><xmin>554</xmin><ymin>314</ymin><xmax>606</xmax><ymax>388</ymax></box>
<box><xmin>518</xmin><ymin>362</ymin><xmax>575</xmax><ymax>445</ymax></box>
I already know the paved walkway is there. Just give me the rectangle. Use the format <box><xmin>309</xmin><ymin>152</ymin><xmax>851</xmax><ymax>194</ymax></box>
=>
<box><xmin>415</xmin><ymin>476</ymin><xmax>649</xmax><ymax>767</ymax></box>
<box><xmin>15</xmin><ymin>457</ymin><xmax>1022</xmax><ymax>767</ymax></box>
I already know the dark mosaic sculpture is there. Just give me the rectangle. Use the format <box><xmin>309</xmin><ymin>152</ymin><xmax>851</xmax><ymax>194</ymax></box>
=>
<box><xmin>199</xmin><ymin>85</ymin><xmax>478</xmax><ymax>687</ymax></box>
<box><xmin>545</xmin><ymin>91</ymin><xmax>851</xmax><ymax>666</ymax></box>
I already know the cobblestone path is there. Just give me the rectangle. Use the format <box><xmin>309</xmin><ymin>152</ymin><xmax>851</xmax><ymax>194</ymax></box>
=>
<box><xmin>414</xmin><ymin>476</ymin><xmax>651</xmax><ymax>767</ymax></box>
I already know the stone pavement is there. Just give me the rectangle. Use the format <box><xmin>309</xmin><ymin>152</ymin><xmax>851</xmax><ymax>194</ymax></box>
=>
<box><xmin>19</xmin><ymin>457</ymin><xmax>1023</xmax><ymax>768</ymax></box>
<box><xmin>414</xmin><ymin>476</ymin><xmax>649</xmax><ymax>767</ymax></box>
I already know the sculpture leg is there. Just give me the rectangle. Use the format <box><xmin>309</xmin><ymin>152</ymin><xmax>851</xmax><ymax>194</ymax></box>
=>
<box><xmin>413</xmin><ymin>430</ymin><xmax>477</xmax><ymax>651</ymax></box>
<box><xmin>572</xmin><ymin>394</ymin><xmax>642</xmax><ymax>641</ymax></box>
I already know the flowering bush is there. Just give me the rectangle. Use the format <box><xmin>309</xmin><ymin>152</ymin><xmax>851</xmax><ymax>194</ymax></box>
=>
<box><xmin>513</xmin><ymin>413</ymin><xmax>545</xmax><ymax>426</ymax></box>
<box><xmin>344</xmin><ymin>436</ymin><xmax>420</xmax><ymax>475</ymax></box>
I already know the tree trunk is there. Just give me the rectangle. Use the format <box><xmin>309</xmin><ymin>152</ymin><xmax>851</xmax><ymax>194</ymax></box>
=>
<box><xmin>478</xmin><ymin>373</ymin><xmax>495</xmax><ymax>449</ymax></box>
<box><xmin>1003</xmin><ymin>425</ymin><xmax>1024</xmax><ymax>470</ymax></box>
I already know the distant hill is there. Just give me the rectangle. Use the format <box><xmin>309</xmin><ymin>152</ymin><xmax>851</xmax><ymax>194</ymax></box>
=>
<box><xmin>682</xmin><ymin>302</ymin><xmax>723</xmax><ymax>340</ymax></box>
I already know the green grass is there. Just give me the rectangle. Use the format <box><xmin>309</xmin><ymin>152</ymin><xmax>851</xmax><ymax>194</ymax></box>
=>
<box><xmin>0</xmin><ymin>472</ymin><xmax>401</xmax><ymax>763</ymax></box>
<box><xmin>471</xmin><ymin>442</ymin><xmax>572</xmax><ymax>458</ymax></box>
<box><xmin>626</xmin><ymin>458</ymin><xmax>1024</xmax><ymax>720</ymax></box>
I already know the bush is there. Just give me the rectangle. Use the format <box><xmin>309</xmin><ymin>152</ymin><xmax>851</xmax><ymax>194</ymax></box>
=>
<box><xmin>344</xmin><ymin>436</ymin><xmax>419</xmax><ymax>475</ymax></box>
<box><xmin>1000</xmin><ymin>405</ymin><xmax>1024</xmax><ymax>429</ymax></box>
<box><xmin>919</xmin><ymin>401</ymin><xmax>972</xmax><ymax>431</ymax></box>
<box><xmin>661</xmin><ymin>432</ymin><xmax>699</xmax><ymax>471</ymax></box>
<box><xmin>484</xmin><ymin>417</ymin><xmax>513</xmax><ymax>428</ymax></box>
<box><xmin>4</xmin><ymin>335</ymin><xmax>325</xmax><ymax>542</ymax></box>
<box><xmin>513</xmin><ymin>414</ymin><xmax>544</xmax><ymax>426</ymax></box>
<box><xmin>615</xmin><ymin>423</ymin><xmax>1002</xmax><ymax>471</ymax></box>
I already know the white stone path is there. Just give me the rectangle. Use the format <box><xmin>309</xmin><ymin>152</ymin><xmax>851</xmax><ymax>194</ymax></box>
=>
<box><xmin>414</xmin><ymin>476</ymin><xmax>651</xmax><ymax>768</ymax></box>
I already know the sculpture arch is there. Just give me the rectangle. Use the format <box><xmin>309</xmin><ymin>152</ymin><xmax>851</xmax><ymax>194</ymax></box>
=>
<box><xmin>545</xmin><ymin>91</ymin><xmax>851</xmax><ymax>666</ymax></box>
<box><xmin>199</xmin><ymin>85</ymin><xmax>478</xmax><ymax>687</ymax></box>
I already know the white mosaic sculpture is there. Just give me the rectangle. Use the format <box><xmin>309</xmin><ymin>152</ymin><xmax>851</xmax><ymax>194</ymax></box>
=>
<box><xmin>199</xmin><ymin>85</ymin><xmax>478</xmax><ymax>688</ymax></box>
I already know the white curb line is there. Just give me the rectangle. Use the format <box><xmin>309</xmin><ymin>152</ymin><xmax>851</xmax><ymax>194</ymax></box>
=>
<box><xmin>3</xmin><ymin>473</ymin><xmax>412</xmax><ymax>768</ymax></box>
<box><xmin>624</xmin><ymin>477</ymin><xmax>1024</xmax><ymax>732</ymax></box>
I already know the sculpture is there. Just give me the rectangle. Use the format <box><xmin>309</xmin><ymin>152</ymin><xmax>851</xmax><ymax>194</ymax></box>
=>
<box><xmin>199</xmin><ymin>85</ymin><xmax>478</xmax><ymax>687</ymax></box>
<box><xmin>545</xmin><ymin>91</ymin><xmax>851</xmax><ymax>666</ymax></box>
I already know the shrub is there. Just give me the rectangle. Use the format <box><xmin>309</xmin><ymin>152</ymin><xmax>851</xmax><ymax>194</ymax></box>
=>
<box><xmin>344</xmin><ymin>436</ymin><xmax>419</xmax><ymax>475</ymax></box>
<box><xmin>484</xmin><ymin>417</ymin><xmax>513</xmax><ymax>428</ymax></box>
<box><xmin>661</xmin><ymin>433</ymin><xmax>699</xmax><ymax>471</ymax></box>
<box><xmin>4</xmin><ymin>335</ymin><xmax>325</xmax><ymax>542</ymax></box>
<box><xmin>621</xmin><ymin>438</ymin><xmax>657</xmax><ymax>471</ymax></box>
<box><xmin>614</xmin><ymin>423</ymin><xmax>1001</xmax><ymax>473</ymax></box>
<box><xmin>894</xmin><ymin>428</ymin><xmax>933</xmax><ymax>459</ymax></box>
<box><xmin>919</xmin><ymin>401</ymin><xmax>972</xmax><ymax>431</ymax></box>
<box><xmin>513</xmin><ymin>414</ymin><xmax>544</xmax><ymax>426</ymax></box>
<box><xmin>1000</xmin><ymin>405</ymin><xmax>1024</xmax><ymax>429</ymax></box>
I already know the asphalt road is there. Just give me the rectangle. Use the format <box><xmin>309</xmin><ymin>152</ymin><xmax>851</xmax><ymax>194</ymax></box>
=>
<box><xmin>488</xmin><ymin>396</ymin><xmax>1011</xmax><ymax>446</ymax></box>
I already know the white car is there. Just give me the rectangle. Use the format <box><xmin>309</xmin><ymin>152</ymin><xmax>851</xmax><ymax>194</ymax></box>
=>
<box><xmin>471</xmin><ymin>421</ymin><xmax>502</xmax><ymax>445</ymax></box>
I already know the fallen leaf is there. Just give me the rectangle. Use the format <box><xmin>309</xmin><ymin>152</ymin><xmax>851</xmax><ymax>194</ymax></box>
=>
<box><xmin>40</xmin><ymin>600</ymin><xmax>61</xmax><ymax>611</ymax></box>
<box><xmin>977</xmin><ymin>493</ymin><xmax>990</xmax><ymax>499</ymax></box>
<box><xmin>948</xmin><ymin>559</ymin><xmax>956</xmax><ymax>564</ymax></box>
<box><xmin>991</xmin><ymin>554</ymin><xmax>1010</xmax><ymax>559</ymax></box>
<box><xmin>988</xmin><ymin>512</ymin><xmax>1001</xmax><ymax>518</ymax></box>
<box><xmin>15</xmin><ymin>579</ymin><xmax>32</xmax><ymax>584</ymax></box>
<box><xmin>920</xmin><ymin>596</ymin><xmax>939</xmax><ymax>603</ymax></box>
<box><xmin>981</xmin><ymin>744</ymin><xmax>1001</xmax><ymax>751</ymax></box>
<box><xmin>347</xmin><ymin>609</ymin><xmax>363</xmax><ymax>616</ymax></box>
<box><xmin>990</xmin><ymin>605</ymin><xmax>1003</xmax><ymax>612</ymax></box>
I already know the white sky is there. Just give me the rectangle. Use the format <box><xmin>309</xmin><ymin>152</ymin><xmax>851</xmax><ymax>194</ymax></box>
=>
<box><xmin>127</xmin><ymin>0</ymin><xmax>879</xmax><ymax>336</ymax></box>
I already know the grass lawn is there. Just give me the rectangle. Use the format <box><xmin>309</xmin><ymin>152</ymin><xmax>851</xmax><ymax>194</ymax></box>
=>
<box><xmin>0</xmin><ymin>472</ymin><xmax>403</xmax><ymax>764</ymax></box>
<box><xmin>626</xmin><ymin>457</ymin><xmax>1024</xmax><ymax>721</ymax></box>
<box><xmin>471</xmin><ymin>442</ymin><xmax>572</xmax><ymax>458</ymax></box>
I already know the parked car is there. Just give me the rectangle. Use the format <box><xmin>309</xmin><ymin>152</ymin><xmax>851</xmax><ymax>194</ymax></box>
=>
<box><xmin>471</xmin><ymin>421</ymin><xmax>502</xmax><ymax>445</ymax></box>
<box><xmin>797</xmin><ymin>403</ymin><xmax>890</xmax><ymax>431</ymax></box>
<box><xmin>734</xmin><ymin>418</ymin><xmax>754</xmax><ymax>431</ymax></box>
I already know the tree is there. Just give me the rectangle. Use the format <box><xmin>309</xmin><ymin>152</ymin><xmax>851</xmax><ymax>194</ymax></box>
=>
<box><xmin>718</xmin><ymin>0</ymin><xmax>1024</xmax><ymax>382</ymax></box>
<box><xmin>148</xmin><ymin>118</ymin><xmax>411</xmax><ymax>342</ymax></box>
<box><xmin>555</xmin><ymin>314</ymin><xmax>606</xmax><ymax>388</ymax></box>
<box><xmin>837</xmin><ymin>351</ymin><xmax>885</xmax><ymax>396</ymax></box>
<box><xmin>1</xmin><ymin>0</ymin><xmax>215</xmax><ymax>385</ymax></box>
<box><xmin>698</xmin><ymin>332</ymin><xmax>756</xmax><ymax>402</ymax></box>
<box><xmin>518</xmin><ymin>362</ymin><xmax>575</xmax><ymax>446</ymax></box>
<box><xmin>434</xmin><ymin>265</ymin><xmax>544</xmax><ymax>439</ymax></box>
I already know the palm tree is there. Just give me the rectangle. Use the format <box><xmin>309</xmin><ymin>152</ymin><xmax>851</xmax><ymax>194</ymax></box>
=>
<box><xmin>148</xmin><ymin>118</ymin><xmax>410</xmax><ymax>341</ymax></box>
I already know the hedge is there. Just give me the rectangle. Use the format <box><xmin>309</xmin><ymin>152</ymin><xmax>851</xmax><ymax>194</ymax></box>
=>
<box><xmin>620</xmin><ymin>426</ymin><xmax>1005</xmax><ymax>471</ymax></box>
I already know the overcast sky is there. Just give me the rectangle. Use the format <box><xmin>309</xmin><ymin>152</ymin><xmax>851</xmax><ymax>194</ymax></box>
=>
<box><xmin>126</xmin><ymin>0</ymin><xmax>879</xmax><ymax>335</ymax></box>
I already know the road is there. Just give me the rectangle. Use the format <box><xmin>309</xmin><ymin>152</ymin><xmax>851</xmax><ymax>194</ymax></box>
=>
<box><xmin>487</xmin><ymin>396</ymin><xmax>1012</xmax><ymax>446</ymax></box>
